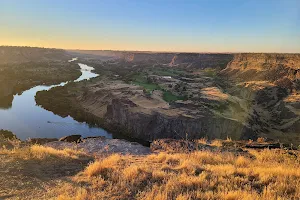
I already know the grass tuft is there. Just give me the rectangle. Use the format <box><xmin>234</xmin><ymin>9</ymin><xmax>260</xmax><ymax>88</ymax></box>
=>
<box><xmin>84</xmin><ymin>154</ymin><xmax>121</xmax><ymax>177</ymax></box>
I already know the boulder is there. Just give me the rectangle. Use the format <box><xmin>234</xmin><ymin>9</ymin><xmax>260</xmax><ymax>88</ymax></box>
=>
<box><xmin>59</xmin><ymin>135</ymin><xmax>82</xmax><ymax>143</ymax></box>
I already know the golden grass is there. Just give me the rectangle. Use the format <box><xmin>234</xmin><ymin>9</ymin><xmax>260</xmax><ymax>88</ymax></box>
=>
<box><xmin>197</xmin><ymin>137</ymin><xmax>208</xmax><ymax>145</ymax></box>
<box><xmin>1</xmin><ymin>144</ymin><xmax>300</xmax><ymax>199</ymax></box>
<box><xmin>13</xmin><ymin>145</ymin><xmax>86</xmax><ymax>160</ymax></box>
<box><xmin>52</xmin><ymin>148</ymin><xmax>300</xmax><ymax>200</ymax></box>
<box><xmin>235</xmin><ymin>156</ymin><xmax>251</xmax><ymax>167</ymax></box>
<box><xmin>84</xmin><ymin>154</ymin><xmax>121</xmax><ymax>177</ymax></box>
<box><xmin>256</xmin><ymin>137</ymin><xmax>266</xmax><ymax>143</ymax></box>
<box><xmin>210</xmin><ymin>139</ymin><xmax>223</xmax><ymax>147</ymax></box>
<box><xmin>201</xmin><ymin>87</ymin><xmax>229</xmax><ymax>101</ymax></box>
<box><xmin>57</xmin><ymin>188</ymin><xmax>89</xmax><ymax>200</ymax></box>
<box><xmin>0</xmin><ymin>145</ymin><xmax>91</xmax><ymax>200</ymax></box>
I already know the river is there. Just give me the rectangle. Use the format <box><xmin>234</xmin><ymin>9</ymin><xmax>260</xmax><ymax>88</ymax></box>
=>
<box><xmin>0</xmin><ymin>63</ymin><xmax>113</xmax><ymax>140</ymax></box>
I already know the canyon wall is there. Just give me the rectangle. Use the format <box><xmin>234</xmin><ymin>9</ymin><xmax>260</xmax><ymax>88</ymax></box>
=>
<box><xmin>102</xmin><ymin>53</ymin><xmax>300</xmax><ymax>144</ymax></box>
<box><xmin>120</xmin><ymin>52</ymin><xmax>233</xmax><ymax>69</ymax></box>
<box><xmin>68</xmin><ymin>50</ymin><xmax>233</xmax><ymax>69</ymax></box>
<box><xmin>221</xmin><ymin>53</ymin><xmax>300</xmax><ymax>144</ymax></box>
<box><xmin>222</xmin><ymin>53</ymin><xmax>300</xmax><ymax>90</ymax></box>
<box><xmin>105</xmin><ymin>98</ymin><xmax>254</xmax><ymax>141</ymax></box>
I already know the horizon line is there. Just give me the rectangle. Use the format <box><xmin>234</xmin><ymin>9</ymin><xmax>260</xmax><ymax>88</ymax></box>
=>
<box><xmin>1</xmin><ymin>45</ymin><xmax>300</xmax><ymax>54</ymax></box>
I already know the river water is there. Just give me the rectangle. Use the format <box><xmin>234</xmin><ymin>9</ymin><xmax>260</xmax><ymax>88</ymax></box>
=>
<box><xmin>0</xmin><ymin>63</ymin><xmax>113</xmax><ymax>140</ymax></box>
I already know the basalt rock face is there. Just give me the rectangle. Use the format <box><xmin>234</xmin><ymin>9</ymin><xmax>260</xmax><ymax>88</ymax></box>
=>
<box><xmin>168</xmin><ymin>53</ymin><xmax>233</xmax><ymax>69</ymax></box>
<box><xmin>105</xmin><ymin>98</ymin><xmax>255</xmax><ymax>141</ymax></box>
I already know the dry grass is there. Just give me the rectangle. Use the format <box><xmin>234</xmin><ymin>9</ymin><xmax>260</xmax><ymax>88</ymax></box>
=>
<box><xmin>1</xmin><ymin>144</ymin><xmax>300</xmax><ymax>200</ymax></box>
<box><xmin>84</xmin><ymin>154</ymin><xmax>121</xmax><ymax>177</ymax></box>
<box><xmin>0</xmin><ymin>145</ymin><xmax>91</xmax><ymax>200</ymax></box>
<box><xmin>197</xmin><ymin>138</ymin><xmax>208</xmax><ymax>145</ymax></box>
<box><xmin>210</xmin><ymin>139</ymin><xmax>223</xmax><ymax>147</ymax></box>
<box><xmin>256</xmin><ymin>137</ymin><xmax>266</xmax><ymax>143</ymax></box>
<box><xmin>54</xmin><ymin>149</ymin><xmax>300</xmax><ymax>200</ymax></box>
<box><xmin>28</xmin><ymin>145</ymin><xmax>86</xmax><ymax>159</ymax></box>
<box><xmin>0</xmin><ymin>144</ymin><xmax>87</xmax><ymax>160</ymax></box>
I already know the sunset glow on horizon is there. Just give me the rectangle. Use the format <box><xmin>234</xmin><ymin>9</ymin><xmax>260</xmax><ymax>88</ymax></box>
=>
<box><xmin>0</xmin><ymin>0</ymin><xmax>299</xmax><ymax>53</ymax></box>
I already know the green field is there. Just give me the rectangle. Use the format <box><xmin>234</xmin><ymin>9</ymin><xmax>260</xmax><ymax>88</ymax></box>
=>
<box><xmin>131</xmin><ymin>73</ymin><xmax>186</xmax><ymax>103</ymax></box>
<box><xmin>131</xmin><ymin>73</ymin><xmax>161</xmax><ymax>92</ymax></box>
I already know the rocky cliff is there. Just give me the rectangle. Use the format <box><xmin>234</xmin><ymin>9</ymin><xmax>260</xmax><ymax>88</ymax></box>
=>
<box><xmin>105</xmin><ymin>97</ymin><xmax>254</xmax><ymax>141</ymax></box>
<box><xmin>119</xmin><ymin>52</ymin><xmax>233</xmax><ymax>69</ymax></box>
<box><xmin>220</xmin><ymin>53</ymin><xmax>300</xmax><ymax>144</ymax></box>
<box><xmin>221</xmin><ymin>53</ymin><xmax>300</xmax><ymax>90</ymax></box>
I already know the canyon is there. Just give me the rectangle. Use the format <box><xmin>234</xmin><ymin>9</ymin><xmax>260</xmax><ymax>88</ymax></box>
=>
<box><xmin>1</xmin><ymin>46</ymin><xmax>299</xmax><ymax>145</ymax></box>
<box><xmin>36</xmin><ymin>50</ymin><xmax>300</xmax><ymax>145</ymax></box>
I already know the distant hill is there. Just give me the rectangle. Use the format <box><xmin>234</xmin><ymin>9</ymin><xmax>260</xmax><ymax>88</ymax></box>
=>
<box><xmin>0</xmin><ymin>46</ymin><xmax>71</xmax><ymax>64</ymax></box>
<box><xmin>67</xmin><ymin>50</ymin><xmax>117</xmax><ymax>61</ymax></box>
<box><xmin>68</xmin><ymin>49</ymin><xmax>233</xmax><ymax>69</ymax></box>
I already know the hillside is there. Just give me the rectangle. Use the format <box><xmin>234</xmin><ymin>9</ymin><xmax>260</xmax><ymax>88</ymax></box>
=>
<box><xmin>0</xmin><ymin>47</ymin><xmax>80</xmax><ymax>108</ymax></box>
<box><xmin>0</xmin><ymin>46</ymin><xmax>72</xmax><ymax>64</ymax></box>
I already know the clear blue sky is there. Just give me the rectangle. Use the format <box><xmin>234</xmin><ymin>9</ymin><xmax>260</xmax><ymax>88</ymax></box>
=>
<box><xmin>0</xmin><ymin>0</ymin><xmax>299</xmax><ymax>52</ymax></box>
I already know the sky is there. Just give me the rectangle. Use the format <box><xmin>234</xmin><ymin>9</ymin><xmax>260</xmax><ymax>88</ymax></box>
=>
<box><xmin>0</xmin><ymin>0</ymin><xmax>299</xmax><ymax>53</ymax></box>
